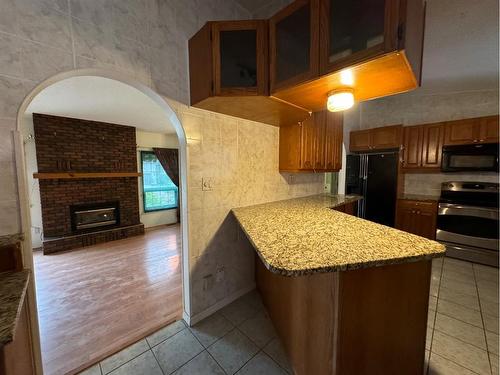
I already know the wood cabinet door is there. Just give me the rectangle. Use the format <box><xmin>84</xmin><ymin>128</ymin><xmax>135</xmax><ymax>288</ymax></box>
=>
<box><xmin>319</xmin><ymin>0</ymin><xmax>395</xmax><ymax>75</ymax></box>
<box><xmin>370</xmin><ymin>125</ymin><xmax>402</xmax><ymax>150</ymax></box>
<box><xmin>415</xmin><ymin>210</ymin><xmax>437</xmax><ymax>240</ymax></box>
<box><xmin>479</xmin><ymin>116</ymin><xmax>499</xmax><ymax>144</ymax></box>
<box><xmin>270</xmin><ymin>0</ymin><xmax>320</xmax><ymax>92</ymax></box>
<box><xmin>401</xmin><ymin>125</ymin><xmax>423</xmax><ymax>169</ymax></box>
<box><xmin>395</xmin><ymin>205</ymin><xmax>417</xmax><ymax>235</ymax></box>
<box><xmin>279</xmin><ymin>123</ymin><xmax>302</xmax><ymax>171</ymax></box>
<box><xmin>300</xmin><ymin>114</ymin><xmax>316</xmax><ymax>169</ymax></box>
<box><xmin>313</xmin><ymin>111</ymin><xmax>326</xmax><ymax>169</ymax></box>
<box><xmin>444</xmin><ymin>118</ymin><xmax>480</xmax><ymax>145</ymax></box>
<box><xmin>349</xmin><ymin>129</ymin><xmax>371</xmax><ymax>152</ymax></box>
<box><xmin>421</xmin><ymin>123</ymin><xmax>444</xmax><ymax>169</ymax></box>
<box><xmin>325</xmin><ymin>111</ymin><xmax>343</xmax><ymax>170</ymax></box>
<box><xmin>212</xmin><ymin>20</ymin><xmax>269</xmax><ymax>96</ymax></box>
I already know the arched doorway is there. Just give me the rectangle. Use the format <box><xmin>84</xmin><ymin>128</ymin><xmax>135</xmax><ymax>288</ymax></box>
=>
<box><xmin>14</xmin><ymin>69</ymin><xmax>191</xmax><ymax>375</ymax></box>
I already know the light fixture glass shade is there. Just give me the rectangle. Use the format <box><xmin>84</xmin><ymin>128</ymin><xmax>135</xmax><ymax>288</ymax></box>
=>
<box><xmin>327</xmin><ymin>89</ymin><xmax>354</xmax><ymax>112</ymax></box>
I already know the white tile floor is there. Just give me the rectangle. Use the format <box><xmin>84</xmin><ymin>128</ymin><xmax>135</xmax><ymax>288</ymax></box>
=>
<box><xmin>79</xmin><ymin>257</ymin><xmax>499</xmax><ymax>375</ymax></box>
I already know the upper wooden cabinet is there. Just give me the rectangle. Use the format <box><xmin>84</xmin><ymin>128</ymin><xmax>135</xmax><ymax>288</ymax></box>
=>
<box><xmin>320</xmin><ymin>0</ymin><xmax>393</xmax><ymax>74</ymax></box>
<box><xmin>189</xmin><ymin>20</ymin><xmax>310</xmax><ymax>126</ymax></box>
<box><xmin>271</xmin><ymin>0</ymin><xmax>425</xmax><ymax>111</ymax></box>
<box><xmin>280</xmin><ymin>110</ymin><xmax>343</xmax><ymax>172</ymax></box>
<box><xmin>349</xmin><ymin>125</ymin><xmax>402</xmax><ymax>152</ymax></box>
<box><xmin>401</xmin><ymin>122</ymin><xmax>444</xmax><ymax>172</ymax></box>
<box><xmin>269</xmin><ymin>0</ymin><xmax>320</xmax><ymax>92</ymax></box>
<box><xmin>444</xmin><ymin>116</ymin><xmax>499</xmax><ymax>145</ymax></box>
<box><xmin>190</xmin><ymin>21</ymin><xmax>268</xmax><ymax>102</ymax></box>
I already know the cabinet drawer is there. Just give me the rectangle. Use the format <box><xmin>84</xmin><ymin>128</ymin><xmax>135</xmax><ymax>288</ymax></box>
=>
<box><xmin>397</xmin><ymin>199</ymin><xmax>436</xmax><ymax>213</ymax></box>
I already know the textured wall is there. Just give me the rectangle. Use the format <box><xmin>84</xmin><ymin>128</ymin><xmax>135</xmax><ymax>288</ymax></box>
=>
<box><xmin>166</xmin><ymin>100</ymin><xmax>324</xmax><ymax>315</ymax></box>
<box><xmin>0</xmin><ymin>0</ymin><xmax>324</xmax><ymax>320</ymax></box>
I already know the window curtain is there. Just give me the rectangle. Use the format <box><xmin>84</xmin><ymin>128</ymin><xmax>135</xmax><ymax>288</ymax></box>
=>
<box><xmin>153</xmin><ymin>148</ymin><xmax>180</xmax><ymax>221</ymax></box>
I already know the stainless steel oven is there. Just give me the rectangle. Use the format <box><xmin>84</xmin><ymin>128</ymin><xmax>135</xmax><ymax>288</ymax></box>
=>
<box><xmin>436</xmin><ymin>182</ymin><xmax>499</xmax><ymax>266</ymax></box>
<box><xmin>441</xmin><ymin>143</ymin><xmax>499</xmax><ymax>172</ymax></box>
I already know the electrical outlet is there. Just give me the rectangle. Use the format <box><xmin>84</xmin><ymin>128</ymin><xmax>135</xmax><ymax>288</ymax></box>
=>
<box><xmin>203</xmin><ymin>274</ymin><xmax>213</xmax><ymax>291</ymax></box>
<box><xmin>288</xmin><ymin>174</ymin><xmax>295</xmax><ymax>184</ymax></box>
<box><xmin>202</xmin><ymin>177</ymin><xmax>214</xmax><ymax>191</ymax></box>
<box><xmin>215</xmin><ymin>266</ymin><xmax>225</xmax><ymax>283</ymax></box>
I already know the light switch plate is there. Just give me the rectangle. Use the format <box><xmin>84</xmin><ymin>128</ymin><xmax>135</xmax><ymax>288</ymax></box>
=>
<box><xmin>202</xmin><ymin>177</ymin><xmax>214</xmax><ymax>191</ymax></box>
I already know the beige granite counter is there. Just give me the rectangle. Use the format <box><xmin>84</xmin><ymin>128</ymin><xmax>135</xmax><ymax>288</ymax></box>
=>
<box><xmin>232</xmin><ymin>194</ymin><xmax>445</xmax><ymax>276</ymax></box>
<box><xmin>0</xmin><ymin>270</ymin><xmax>30</xmax><ymax>346</ymax></box>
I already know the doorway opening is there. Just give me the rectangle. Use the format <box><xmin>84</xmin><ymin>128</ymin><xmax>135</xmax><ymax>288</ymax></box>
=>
<box><xmin>16</xmin><ymin>71</ymin><xmax>190</xmax><ymax>375</ymax></box>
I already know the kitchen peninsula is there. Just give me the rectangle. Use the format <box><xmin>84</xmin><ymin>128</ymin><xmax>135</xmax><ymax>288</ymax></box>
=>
<box><xmin>232</xmin><ymin>194</ymin><xmax>445</xmax><ymax>375</ymax></box>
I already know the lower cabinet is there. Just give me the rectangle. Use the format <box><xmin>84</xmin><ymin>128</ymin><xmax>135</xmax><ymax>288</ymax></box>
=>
<box><xmin>333</xmin><ymin>201</ymin><xmax>358</xmax><ymax>216</ymax></box>
<box><xmin>395</xmin><ymin>199</ymin><xmax>437</xmax><ymax>240</ymax></box>
<box><xmin>0</xmin><ymin>298</ymin><xmax>34</xmax><ymax>375</ymax></box>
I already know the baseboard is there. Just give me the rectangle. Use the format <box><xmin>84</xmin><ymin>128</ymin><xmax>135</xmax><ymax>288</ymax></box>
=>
<box><xmin>186</xmin><ymin>283</ymin><xmax>256</xmax><ymax>326</ymax></box>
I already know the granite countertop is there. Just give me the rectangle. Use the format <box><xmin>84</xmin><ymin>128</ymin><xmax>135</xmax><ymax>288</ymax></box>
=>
<box><xmin>0</xmin><ymin>270</ymin><xmax>30</xmax><ymax>346</ymax></box>
<box><xmin>232</xmin><ymin>194</ymin><xmax>445</xmax><ymax>276</ymax></box>
<box><xmin>0</xmin><ymin>233</ymin><xmax>24</xmax><ymax>247</ymax></box>
<box><xmin>399</xmin><ymin>194</ymin><xmax>440</xmax><ymax>202</ymax></box>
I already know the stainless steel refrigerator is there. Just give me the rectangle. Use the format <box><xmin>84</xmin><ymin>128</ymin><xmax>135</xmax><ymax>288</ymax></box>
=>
<box><xmin>345</xmin><ymin>152</ymin><xmax>399</xmax><ymax>227</ymax></box>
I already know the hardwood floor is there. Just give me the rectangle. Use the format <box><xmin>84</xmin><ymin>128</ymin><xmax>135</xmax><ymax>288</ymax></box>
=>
<box><xmin>33</xmin><ymin>225</ymin><xmax>183</xmax><ymax>375</ymax></box>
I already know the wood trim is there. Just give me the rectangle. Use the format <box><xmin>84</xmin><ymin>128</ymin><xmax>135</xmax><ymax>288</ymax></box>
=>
<box><xmin>270</xmin><ymin>0</ymin><xmax>320</xmax><ymax>93</ymax></box>
<box><xmin>33</xmin><ymin>172</ymin><xmax>142</xmax><ymax>179</ymax></box>
<box><xmin>212</xmin><ymin>20</ymin><xmax>269</xmax><ymax>97</ymax></box>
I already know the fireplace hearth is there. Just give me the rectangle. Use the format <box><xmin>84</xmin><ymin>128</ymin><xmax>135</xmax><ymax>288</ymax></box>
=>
<box><xmin>70</xmin><ymin>202</ymin><xmax>120</xmax><ymax>233</ymax></box>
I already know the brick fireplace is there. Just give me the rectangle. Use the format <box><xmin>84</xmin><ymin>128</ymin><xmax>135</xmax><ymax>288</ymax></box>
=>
<box><xmin>33</xmin><ymin>114</ymin><xmax>144</xmax><ymax>254</ymax></box>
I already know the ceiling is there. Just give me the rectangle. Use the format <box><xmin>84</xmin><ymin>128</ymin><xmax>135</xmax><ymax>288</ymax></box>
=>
<box><xmin>234</xmin><ymin>0</ymin><xmax>499</xmax><ymax>94</ymax></box>
<box><xmin>25</xmin><ymin>76</ymin><xmax>177</xmax><ymax>134</ymax></box>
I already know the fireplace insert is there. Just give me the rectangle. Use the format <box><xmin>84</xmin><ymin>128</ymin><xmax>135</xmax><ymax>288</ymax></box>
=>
<box><xmin>70</xmin><ymin>202</ymin><xmax>120</xmax><ymax>232</ymax></box>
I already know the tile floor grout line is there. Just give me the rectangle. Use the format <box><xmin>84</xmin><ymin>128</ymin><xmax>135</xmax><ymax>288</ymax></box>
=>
<box><xmin>102</xmin><ymin>347</ymin><xmax>152</xmax><ymax>375</ymax></box>
<box><xmin>430</xmin><ymin>352</ymin><xmax>483</xmax><ymax>375</ymax></box>
<box><xmin>258</xmin><ymin>347</ymin><xmax>291</xmax><ymax>375</ymax></box>
<box><xmin>427</xmin><ymin>257</ymin><xmax>444</xmax><ymax>375</ymax></box>
<box><xmin>473</xmin><ymin>264</ymin><xmax>495</xmax><ymax>375</ymax></box>
<box><xmin>235</xmin><ymin>319</ymin><xmax>275</xmax><ymax>351</ymax></box>
<box><xmin>149</xmin><ymin>346</ymin><xmax>166</xmax><ymax>375</ymax></box>
<box><xmin>428</xmin><ymin>259</ymin><xmax>494</xmax><ymax>375</ymax></box>
<box><xmin>187</xmin><ymin>324</ymin><xmax>229</xmax><ymax>375</ymax></box>
<box><xmin>433</xmin><ymin>326</ymin><xmax>490</xmax><ymax>352</ymax></box>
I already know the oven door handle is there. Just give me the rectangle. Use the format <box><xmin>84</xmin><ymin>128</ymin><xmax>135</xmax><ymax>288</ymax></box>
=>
<box><xmin>438</xmin><ymin>203</ymin><xmax>499</xmax><ymax>220</ymax></box>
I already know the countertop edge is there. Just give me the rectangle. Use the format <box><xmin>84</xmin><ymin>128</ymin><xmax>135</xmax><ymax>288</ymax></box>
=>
<box><xmin>232</xmin><ymin>195</ymin><xmax>445</xmax><ymax>277</ymax></box>
<box><xmin>0</xmin><ymin>270</ymin><xmax>30</xmax><ymax>346</ymax></box>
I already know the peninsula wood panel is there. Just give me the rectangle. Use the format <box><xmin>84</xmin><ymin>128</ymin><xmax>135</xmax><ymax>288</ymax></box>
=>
<box><xmin>256</xmin><ymin>257</ymin><xmax>336</xmax><ymax>375</ymax></box>
<box><xmin>337</xmin><ymin>260</ymin><xmax>431</xmax><ymax>375</ymax></box>
<box><xmin>256</xmin><ymin>257</ymin><xmax>432</xmax><ymax>375</ymax></box>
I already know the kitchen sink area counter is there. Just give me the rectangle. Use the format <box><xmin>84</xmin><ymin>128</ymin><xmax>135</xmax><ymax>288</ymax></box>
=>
<box><xmin>232</xmin><ymin>194</ymin><xmax>445</xmax><ymax>276</ymax></box>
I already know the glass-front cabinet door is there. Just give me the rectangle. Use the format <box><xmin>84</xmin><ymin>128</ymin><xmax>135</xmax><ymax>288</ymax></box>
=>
<box><xmin>320</xmin><ymin>0</ymin><xmax>396</xmax><ymax>74</ymax></box>
<box><xmin>270</xmin><ymin>0</ymin><xmax>319</xmax><ymax>92</ymax></box>
<box><xmin>212</xmin><ymin>21</ymin><xmax>268</xmax><ymax>96</ymax></box>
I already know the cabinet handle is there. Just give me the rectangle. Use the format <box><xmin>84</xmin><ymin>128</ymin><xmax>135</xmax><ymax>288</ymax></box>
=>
<box><xmin>473</xmin><ymin>139</ymin><xmax>478</xmax><ymax>143</ymax></box>
<box><xmin>479</xmin><ymin>139</ymin><xmax>485</xmax><ymax>142</ymax></box>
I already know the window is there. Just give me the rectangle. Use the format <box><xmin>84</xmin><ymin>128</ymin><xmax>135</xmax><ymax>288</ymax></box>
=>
<box><xmin>141</xmin><ymin>151</ymin><xmax>178</xmax><ymax>212</ymax></box>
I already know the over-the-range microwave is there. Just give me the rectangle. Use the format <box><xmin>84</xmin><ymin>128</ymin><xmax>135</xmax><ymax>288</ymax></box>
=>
<box><xmin>442</xmin><ymin>143</ymin><xmax>499</xmax><ymax>172</ymax></box>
